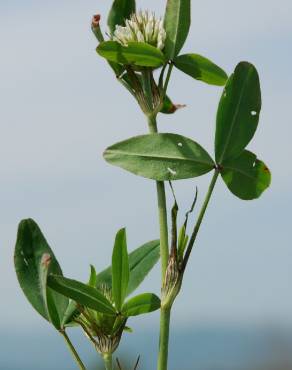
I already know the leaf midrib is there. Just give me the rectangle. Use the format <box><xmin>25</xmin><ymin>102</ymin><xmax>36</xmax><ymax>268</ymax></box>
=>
<box><xmin>223</xmin><ymin>165</ymin><xmax>256</xmax><ymax>180</ymax></box>
<box><xmin>106</xmin><ymin>149</ymin><xmax>212</xmax><ymax>166</ymax></box>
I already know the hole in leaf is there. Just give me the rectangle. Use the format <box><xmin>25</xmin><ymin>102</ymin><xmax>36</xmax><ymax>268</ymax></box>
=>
<box><xmin>167</xmin><ymin>167</ymin><xmax>177</xmax><ymax>176</ymax></box>
<box><xmin>177</xmin><ymin>142</ymin><xmax>183</xmax><ymax>147</ymax></box>
<box><xmin>251</xmin><ymin>111</ymin><xmax>257</xmax><ymax>116</ymax></box>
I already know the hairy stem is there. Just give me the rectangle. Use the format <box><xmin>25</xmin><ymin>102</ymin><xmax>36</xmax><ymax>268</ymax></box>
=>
<box><xmin>102</xmin><ymin>353</ymin><xmax>113</xmax><ymax>370</ymax></box>
<box><xmin>60</xmin><ymin>330</ymin><xmax>86</xmax><ymax>370</ymax></box>
<box><xmin>182</xmin><ymin>170</ymin><xmax>220</xmax><ymax>271</ymax></box>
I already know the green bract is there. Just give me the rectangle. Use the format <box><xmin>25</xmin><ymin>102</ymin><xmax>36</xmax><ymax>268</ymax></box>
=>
<box><xmin>174</xmin><ymin>54</ymin><xmax>228</xmax><ymax>86</ymax></box>
<box><xmin>104</xmin><ymin>133</ymin><xmax>215</xmax><ymax>181</ymax></box>
<box><xmin>97</xmin><ymin>41</ymin><xmax>166</xmax><ymax>68</ymax></box>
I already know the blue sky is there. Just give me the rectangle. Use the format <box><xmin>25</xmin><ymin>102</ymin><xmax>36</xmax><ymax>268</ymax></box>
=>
<box><xmin>1</xmin><ymin>0</ymin><xmax>292</xmax><ymax>341</ymax></box>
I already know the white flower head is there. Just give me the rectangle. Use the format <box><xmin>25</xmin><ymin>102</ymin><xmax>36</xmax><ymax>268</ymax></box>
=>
<box><xmin>113</xmin><ymin>11</ymin><xmax>166</xmax><ymax>50</ymax></box>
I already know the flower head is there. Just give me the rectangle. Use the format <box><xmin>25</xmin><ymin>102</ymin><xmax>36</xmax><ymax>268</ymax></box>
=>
<box><xmin>113</xmin><ymin>11</ymin><xmax>166</xmax><ymax>50</ymax></box>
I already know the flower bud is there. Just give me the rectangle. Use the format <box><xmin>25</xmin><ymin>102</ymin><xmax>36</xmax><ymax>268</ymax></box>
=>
<box><xmin>91</xmin><ymin>14</ymin><xmax>104</xmax><ymax>43</ymax></box>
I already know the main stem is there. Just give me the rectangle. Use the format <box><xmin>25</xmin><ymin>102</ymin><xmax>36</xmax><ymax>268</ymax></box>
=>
<box><xmin>148</xmin><ymin>115</ymin><xmax>169</xmax><ymax>279</ymax></box>
<box><xmin>147</xmin><ymin>115</ymin><xmax>170</xmax><ymax>370</ymax></box>
<box><xmin>102</xmin><ymin>353</ymin><xmax>113</xmax><ymax>370</ymax></box>
<box><xmin>60</xmin><ymin>330</ymin><xmax>86</xmax><ymax>370</ymax></box>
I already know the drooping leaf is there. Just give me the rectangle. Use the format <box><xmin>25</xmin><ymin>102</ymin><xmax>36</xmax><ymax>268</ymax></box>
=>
<box><xmin>47</xmin><ymin>275</ymin><xmax>116</xmax><ymax>315</ymax></box>
<box><xmin>104</xmin><ymin>133</ymin><xmax>215</xmax><ymax>181</ymax></box>
<box><xmin>221</xmin><ymin>150</ymin><xmax>271</xmax><ymax>200</ymax></box>
<box><xmin>112</xmin><ymin>228</ymin><xmax>129</xmax><ymax>311</ymax></box>
<box><xmin>97</xmin><ymin>41</ymin><xmax>165</xmax><ymax>68</ymax></box>
<box><xmin>215</xmin><ymin>62</ymin><xmax>261</xmax><ymax>164</ymax></box>
<box><xmin>164</xmin><ymin>0</ymin><xmax>191</xmax><ymax>59</ymax></box>
<box><xmin>108</xmin><ymin>0</ymin><xmax>136</xmax><ymax>35</ymax></box>
<box><xmin>174</xmin><ymin>54</ymin><xmax>228</xmax><ymax>86</ymax></box>
<box><xmin>14</xmin><ymin>219</ymin><xmax>68</xmax><ymax>327</ymax></box>
<box><xmin>122</xmin><ymin>293</ymin><xmax>161</xmax><ymax>316</ymax></box>
<box><xmin>96</xmin><ymin>240</ymin><xmax>160</xmax><ymax>296</ymax></box>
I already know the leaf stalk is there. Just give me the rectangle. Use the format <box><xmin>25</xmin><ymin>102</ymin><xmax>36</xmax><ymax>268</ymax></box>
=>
<box><xmin>60</xmin><ymin>330</ymin><xmax>87</xmax><ymax>370</ymax></box>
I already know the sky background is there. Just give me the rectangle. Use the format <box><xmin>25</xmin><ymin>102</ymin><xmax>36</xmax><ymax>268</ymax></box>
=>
<box><xmin>0</xmin><ymin>1</ymin><xmax>292</xmax><ymax>369</ymax></box>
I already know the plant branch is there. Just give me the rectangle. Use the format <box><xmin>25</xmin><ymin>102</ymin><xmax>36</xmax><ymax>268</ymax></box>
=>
<box><xmin>182</xmin><ymin>169</ymin><xmax>220</xmax><ymax>272</ymax></box>
<box><xmin>162</xmin><ymin>63</ymin><xmax>174</xmax><ymax>98</ymax></box>
<box><xmin>60</xmin><ymin>330</ymin><xmax>87</xmax><ymax>370</ymax></box>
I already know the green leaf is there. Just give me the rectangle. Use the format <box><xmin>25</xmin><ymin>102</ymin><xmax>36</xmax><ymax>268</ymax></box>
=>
<box><xmin>96</xmin><ymin>240</ymin><xmax>160</xmax><ymax>296</ymax></box>
<box><xmin>215</xmin><ymin>62</ymin><xmax>261</xmax><ymax>164</ymax></box>
<box><xmin>39</xmin><ymin>254</ymin><xmax>67</xmax><ymax>329</ymax></box>
<box><xmin>112</xmin><ymin>228</ymin><xmax>129</xmax><ymax>311</ymax></box>
<box><xmin>122</xmin><ymin>293</ymin><xmax>161</xmax><ymax>316</ymax></box>
<box><xmin>174</xmin><ymin>54</ymin><xmax>228</xmax><ymax>86</ymax></box>
<box><xmin>126</xmin><ymin>241</ymin><xmax>159</xmax><ymax>296</ymax></box>
<box><xmin>62</xmin><ymin>300</ymin><xmax>79</xmax><ymax>327</ymax></box>
<box><xmin>97</xmin><ymin>41</ymin><xmax>165</xmax><ymax>68</ymax></box>
<box><xmin>104</xmin><ymin>133</ymin><xmax>215</xmax><ymax>181</ymax></box>
<box><xmin>164</xmin><ymin>0</ymin><xmax>191</xmax><ymax>59</ymax></box>
<box><xmin>108</xmin><ymin>0</ymin><xmax>136</xmax><ymax>35</ymax></box>
<box><xmin>14</xmin><ymin>219</ymin><xmax>68</xmax><ymax>327</ymax></box>
<box><xmin>221</xmin><ymin>150</ymin><xmax>271</xmax><ymax>200</ymax></box>
<box><xmin>47</xmin><ymin>275</ymin><xmax>116</xmax><ymax>315</ymax></box>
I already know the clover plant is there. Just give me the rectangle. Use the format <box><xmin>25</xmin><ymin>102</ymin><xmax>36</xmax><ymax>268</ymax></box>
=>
<box><xmin>14</xmin><ymin>1</ymin><xmax>271</xmax><ymax>370</ymax></box>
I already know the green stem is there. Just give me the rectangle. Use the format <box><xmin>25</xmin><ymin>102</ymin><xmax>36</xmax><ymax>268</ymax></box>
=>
<box><xmin>147</xmin><ymin>115</ymin><xmax>170</xmax><ymax>370</ymax></box>
<box><xmin>157</xmin><ymin>307</ymin><xmax>171</xmax><ymax>370</ymax></box>
<box><xmin>60</xmin><ymin>330</ymin><xmax>86</xmax><ymax>370</ymax></box>
<box><xmin>147</xmin><ymin>115</ymin><xmax>169</xmax><ymax>278</ymax></box>
<box><xmin>102</xmin><ymin>353</ymin><xmax>113</xmax><ymax>370</ymax></box>
<box><xmin>182</xmin><ymin>170</ymin><xmax>220</xmax><ymax>271</ymax></box>
<box><xmin>163</xmin><ymin>63</ymin><xmax>174</xmax><ymax>98</ymax></box>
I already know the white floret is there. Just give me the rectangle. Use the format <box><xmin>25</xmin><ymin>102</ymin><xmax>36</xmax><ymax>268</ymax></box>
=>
<box><xmin>112</xmin><ymin>10</ymin><xmax>166</xmax><ymax>50</ymax></box>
